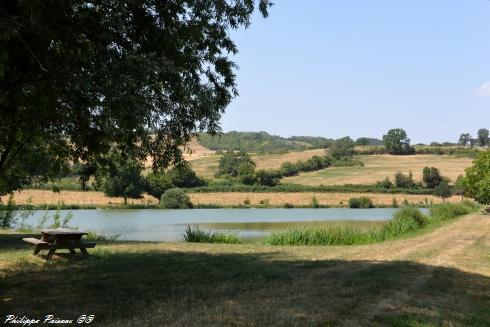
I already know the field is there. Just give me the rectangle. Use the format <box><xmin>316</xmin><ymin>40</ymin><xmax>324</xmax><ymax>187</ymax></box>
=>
<box><xmin>1</xmin><ymin>212</ymin><xmax>489</xmax><ymax>326</ymax></box>
<box><xmin>283</xmin><ymin>155</ymin><xmax>473</xmax><ymax>186</ymax></box>
<box><xmin>9</xmin><ymin>189</ymin><xmax>463</xmax><ymax>207</ymax></box>
<box><xmin>189</xmin><ymin>192</ymin><xmax>461</xmax><ymax>207</ymax></box>
<box><xmin>190</xmin><ymin>149</ymin><xmax>326</xmax><ymax>179</ymax></box>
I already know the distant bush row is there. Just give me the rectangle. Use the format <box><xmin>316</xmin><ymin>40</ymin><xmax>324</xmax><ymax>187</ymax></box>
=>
<box><xmin>354</xmin><ymin>145</ymin><xmax>481</xmax><ymax>157</ymax></box>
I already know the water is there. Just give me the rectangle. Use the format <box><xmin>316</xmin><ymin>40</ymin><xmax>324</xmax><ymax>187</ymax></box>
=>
<box><xmin>23</xmin><ymin>208</ymin><xmax>406</xmax><ymax>242</ymax></box>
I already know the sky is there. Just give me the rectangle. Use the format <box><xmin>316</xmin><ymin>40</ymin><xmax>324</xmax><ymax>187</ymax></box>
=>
<box><xmin>219</xmin><ymin>0</ymin><xmax>490</xmax><ymax>144</ymax></box>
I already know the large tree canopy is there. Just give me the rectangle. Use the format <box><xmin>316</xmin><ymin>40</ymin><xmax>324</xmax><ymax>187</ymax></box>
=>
<box><xmin>0</xmin><ymin>0</ymin><xmax>271</xmax><ymax>194</ymax></box>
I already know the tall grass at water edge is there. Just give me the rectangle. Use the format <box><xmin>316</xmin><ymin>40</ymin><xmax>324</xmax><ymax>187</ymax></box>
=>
<box><xmin>263</xmin><ymin>201</ymin><xmax>479</xmax><ymax>246</ymax></box>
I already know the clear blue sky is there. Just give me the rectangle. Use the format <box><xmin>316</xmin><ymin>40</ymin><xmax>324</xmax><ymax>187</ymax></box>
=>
<box><xmin>220</xmin><ymin>0</ymin><xmax>490</xmax><ymax>144</ymax></box>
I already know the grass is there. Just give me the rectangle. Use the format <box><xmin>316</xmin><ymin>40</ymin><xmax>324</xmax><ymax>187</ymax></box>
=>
<box><xmin>183</xmin><ymin>225</ymin><xmax>241</xmax><ymax>244</ymax></box>
<box><xmin>1</xmin><ymin>211</ymin><xmax>489</xmax><ymax>326</ymax></box>
<box><xmin>282</xmin><ymin>154</ymin><xmax>473</xmax><ymax>186</ymax></box>
<box><xmin>262</xmin><ymin>202</ymin><xmax>479</xmax><ymax>246</ymax></box>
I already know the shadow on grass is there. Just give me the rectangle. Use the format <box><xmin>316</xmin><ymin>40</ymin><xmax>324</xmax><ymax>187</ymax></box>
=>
<box><xmin>1</xmin><ymin>236</ymin><xmax>489</xmax><ymax>326</ymax></box>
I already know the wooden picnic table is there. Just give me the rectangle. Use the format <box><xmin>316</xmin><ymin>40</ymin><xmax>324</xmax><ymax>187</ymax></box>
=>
<box><xmin>23</xmin><ymin>229</ymin><xmax>96</xmax><ymax>259</ymax></box>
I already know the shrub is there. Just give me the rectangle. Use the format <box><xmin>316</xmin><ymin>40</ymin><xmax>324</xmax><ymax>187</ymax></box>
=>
<box><xmin>377</xmin><ymin>177</ymin><xmax>394</xmax><ymax>189</ymax></box>
<box><xmin>253</xmin><ymin>169</ymin><xmax>281</xmax><ymax>187</ymax></box>
<box><xmin>348</xmin><ymin>197</ymin><xmax>374</xmax><ymax>208</ymax></box>
<box><xmin>283</xmin><ymin>203</ymin><xmax>294</xmax><ymax>208</ymax></box>
<box><xmin>160</xmin><ymin>188</ymin><xmax>193</xmax><ymax>209</ymax></box>
<box><xmin>145</xmin><ymin>172</ymin><xmax>173</xmax><ymax>199</ymax></box>
<box><xmin>310</xmin><ymin>196</ymin><xmax>320</xmax><ymax>208</ymax></box>
<box><xmin>183</xmin><ymin>226</ymin><xmax>240</xmax><ymax>244</ymax></box>
<box><xmin>422</xmin><ymin>167</ymin><xmax>443</xmax><ymax>189</ymax></box>
<box><xmin>168</xmin><ymin>165</ymin><xmax>205</xmax><ymax>188</ymax></box>
<box><xmin>433</xmin><ymin>181</ymin><xmax>452</xmax><ymax>201</ymax></box>
<box><xmin>395</xmin><ymin>171</ymin><xmax>415</xmax><ymax>189</ymax></box>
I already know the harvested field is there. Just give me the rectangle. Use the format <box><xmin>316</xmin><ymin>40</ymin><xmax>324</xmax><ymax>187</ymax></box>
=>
<box><xmin>189</xmin><ymin>192</ymin><xmax>462</xmax><ymax>207</ymax></box>
<box><xmin>283</xmin><ymin>155</ymin><xmax>473</xmax><ymax>186</ymax></box>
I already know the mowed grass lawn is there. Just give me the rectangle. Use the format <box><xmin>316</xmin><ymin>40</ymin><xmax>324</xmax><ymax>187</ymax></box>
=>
<box><xmin>283</xmin><ymin>155</ymin><xmax>473</xmax><ymax>186</ymax></box>
<box><xmin>1</xmin><ymin>213</ymin><xmax>489</xmax><ymax>326</ymax></box>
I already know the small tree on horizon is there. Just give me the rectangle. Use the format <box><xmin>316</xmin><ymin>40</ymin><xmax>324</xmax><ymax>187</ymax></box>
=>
<box><xmin>477</xmin><ymin>129</ymin><xmax>489</xmax><ymax>147</ymax></box>
<box><xmin>383</xmin><ymin>129</ymin><xmax>415</xmax><ymax>155</ymax></box>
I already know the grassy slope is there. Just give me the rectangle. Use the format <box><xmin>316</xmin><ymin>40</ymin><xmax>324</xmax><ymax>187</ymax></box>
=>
<box><xmin>283</xmin><ymin>154</ymin><xmax>473</xmax><ymax>186</ymax></box>
<box><xmin>190</xmin><ymin>149</ymin><xmax>326</xmax><ymax>179</ymax></box>
<box><xmin>1</xmin><ymin>213</ymin><xmax>489</xmax><ymax>326</ymax></box>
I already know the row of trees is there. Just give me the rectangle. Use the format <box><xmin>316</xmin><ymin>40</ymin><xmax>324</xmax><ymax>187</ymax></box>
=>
<box><xmin>458</xmin><ymin>129</ymin><xmax>489</xmax><ymax>147</ymax></box>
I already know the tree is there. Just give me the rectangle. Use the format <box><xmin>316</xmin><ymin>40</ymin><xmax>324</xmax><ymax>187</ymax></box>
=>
<box><xmin>458</xmin><ymin>133</ymin><xmax>472</xmax><ymax>147</ymax></box>
<box><xmin>454</xmin><ymin>175</ymin><xmax>466</xmax><ymax>201</ymax></box>
<box><xmin>477</xmin><ymin>129</ymin><xmax>489</xmax><ymax>147</ymax></box>
<box><xmin>329</xmin><ymin>137</ymin><xmax>355</xmax><ymax>160</ymax></box>
<box><xmin>99</xmin><ymin>155</ymin><xmax>146</xmax><ymax>205</ymax></box>
<box><xmin>422</xmin><ymin>167</ymin><xmax>443</xmax><ymax>189</ymax></box>
<box><xmin>160</xmin><ymin>188</ymin><xmax>193</xmax><ymax>209</ymax></box>
<box><xmin>355</xmin><ymin>138</ymin><xmax>370</xmax><ymax>146</ymax></box>
<box><xmin>434</xmin><ymin>181</ymin><xmax>451</xmax><ymax>202</ymax></box>
<box><xmin>216</xmin><ymin>151</ymin><xmax>256</xmax><ymax>177</ymax></box>
<box><xmin>383</xmin><ymin>129</ymin><xmax>415</xmax><ymax>155</ymax></box>
<box><xmin>168</xmin><ymin>165</ymin><xmax>204</xmax><ymax>188</ymax></box>
<box><xmin>464</xmin><ymin>151</ymin><xmax>490</xmax><ymax>204</ymax></box>
<box><xmin>145</xmin><ymin>172</ymin><xmax>173</xmax><ymax>200</ymax></box>
<box><xmin>0</xmin><ymin>0</ymin><xmax>271</xmax><ymax>195</ymax></box>
<box><xmin>253</xmin><ymin>170</ymin><xmax>281</xmax><ymax>187</ymax></box>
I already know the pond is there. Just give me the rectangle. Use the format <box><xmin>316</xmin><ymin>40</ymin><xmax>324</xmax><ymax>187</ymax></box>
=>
<box><xmin>23</xmin><ymin>208</ymin><xmax>410</xmax><ymax>242</ymax></box>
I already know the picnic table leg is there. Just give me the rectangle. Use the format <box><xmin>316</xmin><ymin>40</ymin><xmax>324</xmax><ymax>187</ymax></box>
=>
<box><xmin>33</xmin><ymin>246</ymin><xmax>42</xmax><ymax>255</ymax></box>
<box><xmin>69</xmin><ymin>248</ymin><xmax>77</xmax><ymax>254</ymax></box>
<box><xmin>46</xmin><ymin>249</ymin><xmax>56</xmax><ymax>259</ymax></box>
<box><xmin>80</xmin><ymin>248</ymin><xmax>89</xmax><ymax>256</ymax></box>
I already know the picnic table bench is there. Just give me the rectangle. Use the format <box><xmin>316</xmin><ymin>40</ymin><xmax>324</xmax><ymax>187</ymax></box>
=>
<box><xmin>23</xmin><ymin>229</ymin><xmax>96</xmax><ymax>259</ymax></box>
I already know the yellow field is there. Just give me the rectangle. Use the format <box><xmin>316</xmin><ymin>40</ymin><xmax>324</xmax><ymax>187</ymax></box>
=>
<box><xmin>9</xmin><ymin>190</ymin><xmax>159</xmax><ymax>206</ymax></box>
<box><xmin>9</xmin><ymin>189</ymin><xmax>463</xmax><ymax>207</ymax></box>
<box><xmin>283</xmin><ymin>155</ymin><xmax>473</xmax><ymax>186</ymax></box>
<box><xmin>190</xmin><ymin>149</ymin><xmax>326</xmax><ymax>179</ymax></box>
<box><xmin>189</xmin><ymin>192</ymin><xmax>461</xmax><ymax>206</ymax></box>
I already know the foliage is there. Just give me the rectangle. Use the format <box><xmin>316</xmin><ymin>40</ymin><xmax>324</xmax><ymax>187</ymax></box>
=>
<box><xmin>464</xmin><ymin>150</ymin><xmax>490</xmax><ymax>204</ymax></box>
<box><xmin>355</xmin><ymin>137</ymin><xmax>384</xmax><ymax>146</ymax></box>
<box><xmin>0</xmin><ymin>0</ymin><xmax>271</xmax><ymax>195</ymax></box>
<box><xmin>289</xmin><ymin>136</ymin><xmax>334</xmax><ymax>148</ymax></box>
<box><xmin>348</xmin><ymin>197</ymin><xmax>374</xmax><ymax>208</ymax></box>
<box><xmin>167</xmin><ymin>165</ymin><xmax>205</xmax><ymax>188</ymax></box>
<box><xmin>310</xmin><ymin>196</ymin><xmax>320</xmax><ymax>208</ymax></box>
<box><xmin>329</xmin><ymin>137</ymin><xmax>355</xmax><ymax>160</ymax></box>
<box><xmin>85</xmin><ymin>231</ymin><xmax>120</xmax><ymax>242</ymax></box>
<box><xmin>477</xmin><ymin>129</ymin><xmax>489</xmax><ymax>147</ymax></box>
<box><xmin>395</xmin><ymin>171</ymin><xmax>415</xmax><ymax>189</ymax></box>
<box><xmin>198</xmin><ymin>131</ymin><xmax>307</xmax><ymax>154</ymax></box>
<box><xmin>253</xmin><ymin>170</ymin><xmax>281</xmax><ymax>187</ymax></box>
<box><xmin>160</xmin><ymin>188</ymin><xmax>193</xmax><ymax>209</ymax></box>
<box><xmin>98</xmin><ymin>153</ymin><xmax>146</xmax><ymax>204</ymax></box>
<box><xmin>422</xmin><ymin>167</ymin><xmax>443</xmax><ymax>189</ymax></box>
<box><xmin>145</xmin><ymin>172</ymin><xmax>173</xmax><ymax>199</ymax></box>
<box><xmin>430</xmin><ymin>201</ymin><xmax>478</xmax><ymax>221</ymax></box>
<box><xmin>263</xmin><ymin>203</ymin><xmax>477</xmax><ymax>246</ymax></box>
<box><xmin>216</xmin><ymin>151</ymin><xmax>256</xmax><ymax>178</ymax></box>
<box><xmin>459</xmin><ymin>133</ymin><xmax>472</xmax><ymax>146</ymax></box>
<box><xmin>279</xmin><ymin>155</ymin><xmax>331</xmax><ymax>177</ymax></box>
<box><xmin>433</xmin><ymin>181</ymin><xmax>451</xmax><ymax>201</ymax></box>
<box><xmin>183</xmin><ymin>225</ymin><xmax>240</xmax><ymax>244</ymax></box>
<box><xmin>383</xmin><ymin>129</ymin><xmax>415</xmax><ymax>155</ymax></box>
<box><xmin>0</xmin><ymin>193</ymin><xmax>16</xmax><ymax>228</ymax></box>
<box><xmin>376</xmin><ymin>177</ymin><xmax>394</xmax><ymax>189</ymax></box>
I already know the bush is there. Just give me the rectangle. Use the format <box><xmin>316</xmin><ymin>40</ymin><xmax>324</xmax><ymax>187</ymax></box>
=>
<box><xmin>348</xmin><ymin>197</ymin><xmax>374</xmax><ymax>208</ymax></box>
<box><xmin>395</xmin><ymin>171</ymin><xmax>415</xmax><ymax>189</ymax></box>
<box><xmin>422</xmin><ymin>167</ymin><xmax>443</xmax><ymax>189</ymax></box>
<box><xmin>160</xmin><ymin>188</ymin><xmax>193</xmax><ymax>209</ymax></box>
<box><xmin>310</xmin><ymin>196</ymin><xmax>320</xmax><ymax>208</ymax></box>
<box><xmin>145</xmin><ymin>172</ymin><xmax>173</xmax><ymax>199</ymax></box>
<box><xmin>168</xmin><ymin>165</ymin><xmax>205</xmax><ymax>188</ymax></box>
<box><xmin>183</xmin><ymin>226</ymin><xmax>240</xmax><ymax>244</ymax></box>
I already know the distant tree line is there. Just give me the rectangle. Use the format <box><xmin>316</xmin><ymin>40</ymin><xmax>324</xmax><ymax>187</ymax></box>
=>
<box><xmin>458</xmin><ymin>128</ymin><xmax>489</xmax><ymax>147</ymax></box>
